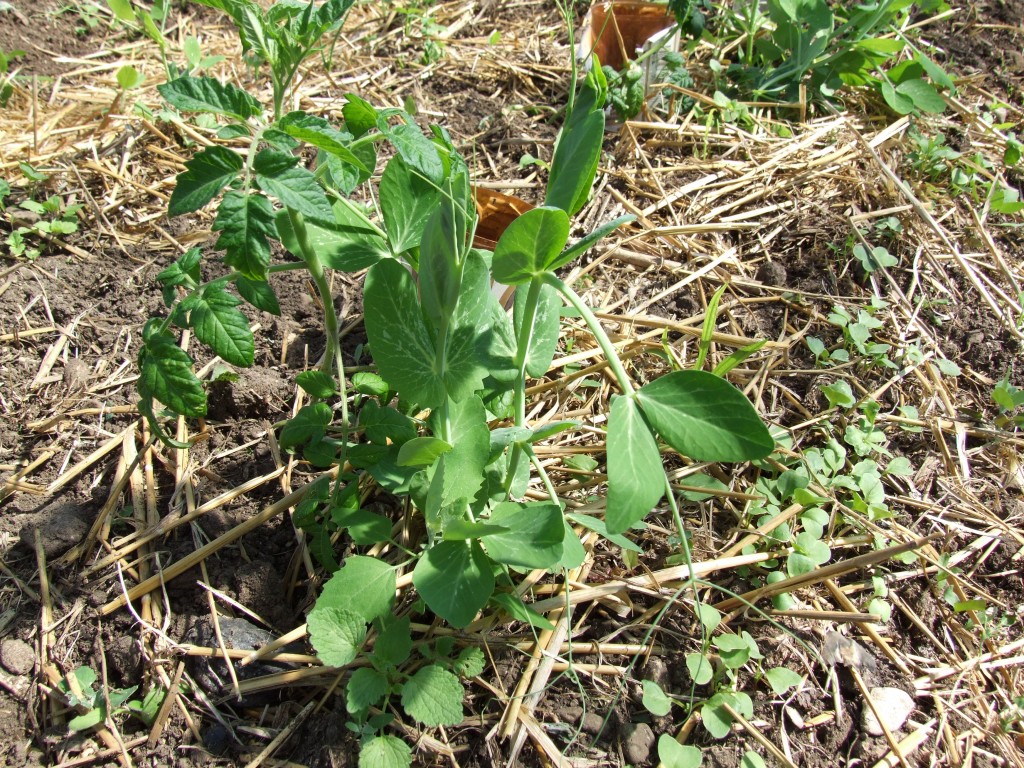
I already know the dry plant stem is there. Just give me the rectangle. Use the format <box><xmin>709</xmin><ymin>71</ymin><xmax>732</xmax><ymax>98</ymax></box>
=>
<box><xmin>720</xmin><ymin>701</ymin><xmax>798</xmax><ymax>768</ymax></box>
<box><xmin>714</xmin><ymin>534</ymin><xmax>939</xmax><ymax>614</ymax></box>
<box><xmin>100</xmin><ymin>467</ymin><xmax>339</xmax><ymax>615</ymax></box>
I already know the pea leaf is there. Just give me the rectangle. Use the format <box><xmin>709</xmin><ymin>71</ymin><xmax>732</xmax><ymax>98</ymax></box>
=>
<box><xmin>606</xmin><ymin>395</ymin><xmax>664</xmax><ymax>534</ymax></box>
<box><xmin>253</xmin><ymin>149</ymin><xmax>333</xmax><ymax>224</ymax></box>
<box><xmin>213</xmin><ymin>191</ymin><xmax>276</xmax><ymax>280</ymax></box>
<box><xmin>168</xmin><ymin>146</ymin><xmax>242</xmax><ymax>216</ymax></box>
<box><xmin>636</xmin><ymin>370</ymin><xmax>774</xmax><ymax>462</ymax></box>
<box><xmin>401</xmin><ymin>664</ymin><xmax>463</xmax><ymax>727</ymax></box>
<box><xmin>189</xmin><ymin>284</ymin><xmax>253</xmax><ymax>367</ymax></box>
<box><xmin>548</xmin><ymin>214</ymin><xmax>634</xmax><ymax>272</ymax></box>
<box><xmin>413</xmin><ymin>540</ymin><xmax>494</xmax><ymax>628</ymax></box>
<box><xmin>397</xmin><ymin>437</ymin><xmax>452</xmax><ymax>467</ymax></box>
<box><xmin>490</xmin><ymin>591</ymin><xmax>556</xmax><ymax>631</ymax></box>
<box><xmin>379</xmin><ymin>155</ymin><xmax>441</xmax><ymax>255</ymax></box>
<box><xmin>158</xmin><ymin>75</ymin><xmax>261</xmax><ymax>120</ymax></box>
<box><xmin>481</xmin><ymin>501</ymin><xmax>565</xmax><ymax>569</ymax></box>
<box><xmin>307</xmin><ymin>604</ymin><xmax>366</xmax><ymax>667</ymax></box>
<box><xmin>546</xmin><ymin>109</ymin><xmax>604</xmax><ymax>216</ymax></box>
<box><xmin>492</xmin><ymin>206</ymin><xmax>570</xmax><ymax>285</ymax></box>
<box><xmin>514</xmin><ymin>281</ymin><xmax>561</xmax><ymax>377</ymax></box>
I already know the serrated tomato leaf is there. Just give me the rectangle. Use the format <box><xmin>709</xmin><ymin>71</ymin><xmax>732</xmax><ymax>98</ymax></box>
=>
<box><xmin>158</xmin><ymin>75</ymin><xmax>261</xmax><ymax>120</ymax></box>
<box><xmin>189</xmin><ymin>285</ymin><xmax>253</xmax><ymax>367</ymax></box>
<box><xmin>169</xmin><ymin>146</ymin><xmax>242</xmax><ymax>217</ymax></box>
<box><xmin>213</xmin><ymin>191</ymin><xmax>276</xmax><ymax>280</ymax></box>
<box><xmin>138</xmin><ymin>329</ymin><xmax>206</xmax><ymax>418</ymax></box>
<box><xmin>253</xmin><ymin>149</ymin><xmax>333</xmax><ymax>224</ymax></box>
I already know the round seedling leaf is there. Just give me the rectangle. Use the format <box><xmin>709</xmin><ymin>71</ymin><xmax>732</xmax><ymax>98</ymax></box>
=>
<box><xmin>401</xmin><ymin>664</ymin><xmax>464</xmax><ymax>726</ymax></box>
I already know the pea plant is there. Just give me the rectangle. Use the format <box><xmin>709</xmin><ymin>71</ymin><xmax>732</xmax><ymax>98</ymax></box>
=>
<box><xmin>138</xmin><ymin>2</ymin><xmax>773</xmax><ymax>762</ymax></box>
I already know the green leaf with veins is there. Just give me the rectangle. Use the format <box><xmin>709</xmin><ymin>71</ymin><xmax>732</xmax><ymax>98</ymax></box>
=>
<box><xmin>358</xmin><ymin>735</ymin><xmax>412</xmax><ymax>768</ymax></box>
<box><xmin>373</xmin><ymin>615</ymin><xmax>412</xmax><ymax>668</ymax></box>
<box><xmin>346</xmin><ymin>667</ymin><xmax>389</xmax><ymax>713</ymax></box>
<box><xmin>364</xmin><ymin>258</ymin><xmax>445</xmax><ymax>406</ymax></box>
<box><xmin>318</xmin><ymin>555</ymin><xmax>396</xmax><ymax>623</ymax></box>
<box><xmin>278</xmin><ymin>111</ymin><xmax>369</xmax><ymax>171</ymax></box>
<box><xmin>379</xmin><ymin>154</ymin><xmax>441</xmax><ymax>255</ymax></box>
<box><xmin>492</xmin><ymin>206</ymin><xmax>570</xmax><ymax>285</ymax></box>
<box><xmin>453</xmin><ymin>647</ymin><xmax>485</xmax><ymax>678</ymax></box>
<box><xmin>401</xmin><ymin>664</ymin><xmax>464</xmax><ymax>726</ymax></box>
<box><xmin>514</xmin><ymin>281</ymin><xmax>561</xmax><ymax>378</ymax></box>
<box><xmin>213</xmin><ymin>191</ymin><xmax>276</xmax><ymax>280</ymax></box>
<box><xmin>189</xmin><ymin>284</ymin><xmax>253</xmax><ymax>367</ymax></box>
<box><xmin>278</xmin><ymin>403</ymin><xmax>332</xmax><ymax>449</ymax></box>
<box><xmin>636</xmin><ymin>370</ymin><xmax>774</xmax><ymax>462</ymax></box>
<box><xmin>253</xmin><ymin>149</ymin><xmax>333</xmax><ymax>224</ymax></box>
<box><xmin>606</xmin><ymin>395</ymin><xmax>664</xmax><ymax>534</ymax></box>
<box><xmin>168</xmin><ymin>146</ymin><xmax>242</xmax><ymax>216</ymax></box>
<box><xmin>413</xmin><ymin>540</ymin><xmax>494</xmax><ymax>628</ymax></box>
<box><xmin>158</xmin><ymin>75</ymin><xmax>261</xmax><ymax>120</ymax></box>
<box><xmin>481</xmin><ymin>501</ymin><xmax>565</xmax><ymax>569</ymax></box>
<box><xmin>235</xmin><ymin>276</ymin><xmax>280</xmax><ymax>315</ymax></box>
<box><xmin>138</xmin><ymin>328</ymin><xmax>206</xmax><ymax>418</ymax></box>
<box><xmin>307</xmin><ymin>604</ymin><xmax>365</xmax><ymax>667</ymax></box>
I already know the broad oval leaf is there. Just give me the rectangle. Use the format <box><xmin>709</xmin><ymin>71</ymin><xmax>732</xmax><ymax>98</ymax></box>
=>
<box><xmin>397</xmin><ymin>437</ymin><xmax>452</xmax><ymax>467</ymax></box>
<box><xmin>492</xmin><ymin>207</ymin><xmax>570</xmax><ymax>285</ymax></box>
<box><xmin>412</xmin><ymin>540</ymin><xmax>494</xmax><ymax>628</ymax></box>
<box><xmin>380</xmin><ymin>154</ymin><xmax>442</xmax><ymax>255</ymax></box>
<box><xmin>545</xmin><ymin>109</ymin><xmax>604</xmax><ymax>216</ymax></box>
<box><xmin>658</xmin><ymin>735</ymin><xmax>703</xmax><ymax>768</ymax></box>
<box><xmin>214</xmin><ymin>191</ymin><xmax>276</xmax><ymax>280</ymax></box>
<box><xmin>606</xmin><ymin>395</ymin><xmax>664</xmax><ymax>534</ymax></box>
<box><xmin>358</xmin><ymin>735</ymin><xmax>412</xmax><ymax>768</ymax></box>
<box><xmin>138</xmin><ymin>332</ymin><xmax>206</xmax><ymax>418</ymax></box>
<box><xmin>635</xmin><ymin>370</ymin><xmax>774</xmax><ymax>462</ymax></box>
<box><xmin>482</xmin><ymin>501</ymin><xmax>565</xmax><ymax>569</ymax></box>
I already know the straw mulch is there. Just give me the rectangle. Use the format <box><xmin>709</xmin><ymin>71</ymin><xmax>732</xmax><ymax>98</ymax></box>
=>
<box><xmin>1</xmin><ymin>1</ymin><xmax>1022</xmax><ymax>767</ymax></box>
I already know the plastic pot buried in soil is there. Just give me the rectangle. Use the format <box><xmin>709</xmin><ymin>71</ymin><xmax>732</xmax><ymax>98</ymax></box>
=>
<box><xmin>577</xmin><ymin>1</ymin><xmax>678</xmax><ymax>72</ymax></box>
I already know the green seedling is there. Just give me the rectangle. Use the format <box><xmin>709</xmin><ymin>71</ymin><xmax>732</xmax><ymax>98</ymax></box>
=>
<box><xmin>140</xmin><ymin>3</ymin><xmax>774</xmax><ymax>761</ymax></box>
<box><xmin>4</xmin><ymin>193</ymin><xmax>83</xmax><ymax>261</ymax></box>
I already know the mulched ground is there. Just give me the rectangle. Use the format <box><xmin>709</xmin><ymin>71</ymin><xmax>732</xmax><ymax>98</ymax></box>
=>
<box><xmin>1</xmin><ymin>0</ymin><xmax>1023</xmax><ymax>766</ymax></box>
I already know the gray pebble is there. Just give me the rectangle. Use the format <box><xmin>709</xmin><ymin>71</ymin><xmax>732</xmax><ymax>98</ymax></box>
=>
<box><xmin>623</xmin><ymin>722</ymin><xmax>656</xmax><ymax>765</ymax></box>
<box><xmin>862</xmin><ymin>687</ymin><xmax>914</xmax><ymax>736</ymax></box>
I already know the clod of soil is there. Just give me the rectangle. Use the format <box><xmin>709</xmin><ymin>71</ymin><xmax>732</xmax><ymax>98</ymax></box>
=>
<box><xmin>0</xmin><ymin>639</ymin><xmax>34</xmax><ymax>676</ymax></box>
<box><xmin>17</xmin><ymin>499</ymin><xmax>91</xmax><ymax>558</ymax></box>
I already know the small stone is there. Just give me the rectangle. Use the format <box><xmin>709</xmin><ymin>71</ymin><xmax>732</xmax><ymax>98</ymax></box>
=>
<box><xmin>0</xmin><ymin>639</ymin><xmax>34</xmax><ymax>675</ymax></box>
<box><xmin>623</xmin><ymin>722</ymin><xmax>656</xmax><ymax>765</ymax></box>
<box><xmin>557</xmin><ymin>705</ymin><xmax>583</xmax><ymax>725</ymax></box>
<box><xmin>861</xmin><ymin>687</ymin><xmax>914</xmax><ymax>736</ymax></box>
<box><xmin>755</xmin><ymin>260</ymin><xmax>787</xmax><ymax>287</ymax></box>
<box><xmin>580</xmin><ymin>712</ymin><xmax>607</xmax><ymax>736</ymax></box>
